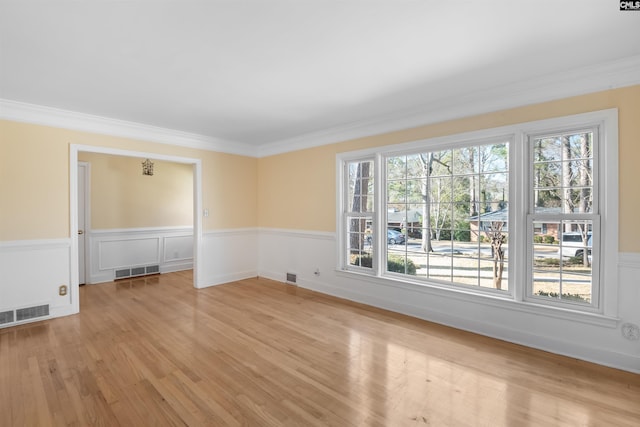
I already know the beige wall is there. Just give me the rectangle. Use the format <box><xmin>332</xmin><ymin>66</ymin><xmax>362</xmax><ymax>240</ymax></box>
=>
<box><xmin>257</xmin><ymin>85</ymin><xmax>640</xmax><ymax>253</ymax></box>
<box><xmin>0</xmin><ymin>120</ymin><xmax>258</xmax><ymax>240</ymax></box>
<box><xmin>77</xmin><ymin>152</ymin><xmax>193</xmax><ymax>229</ymax></box>
<box><xmin>2</xmin><ymin>85</ymin><xmax>639</xmax><ymax>251</ymax></box>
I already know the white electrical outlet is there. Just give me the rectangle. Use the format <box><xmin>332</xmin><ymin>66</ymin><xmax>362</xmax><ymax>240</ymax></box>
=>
<box><xmin>621</xmin><ymin>323</ymin><xmax>640</xmax><ymax>341</ymax></box>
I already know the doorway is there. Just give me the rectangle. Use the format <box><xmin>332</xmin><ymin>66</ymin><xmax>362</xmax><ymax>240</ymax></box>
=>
<box><xmin>69</xmin><ymin>145</ymin><xmax>203</xmax><ymax>313</ymax></box>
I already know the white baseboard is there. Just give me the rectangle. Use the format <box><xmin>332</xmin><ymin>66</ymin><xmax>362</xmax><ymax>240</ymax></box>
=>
<box><xmin>198</xmin><ymin>270</ymin><xmax>258</xmax><ymax>289</ymax></box>
<box><xmin>160</xmin><ymin>262</ymin><xmax>193</xmax><ymax>274</ymax></box>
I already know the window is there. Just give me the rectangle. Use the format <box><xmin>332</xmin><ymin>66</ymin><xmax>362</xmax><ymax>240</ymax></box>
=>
<box><xmin>529</xmin><ymin>129</ymin><xmax>598</xmax><ymax>307</ymax></box>
<box><xmin>338</xmin><ymin>110</ymin><xmax>618</xmax><ymax>317</ymax></box>
<box><xmin>344</xmin><ymin>159</ymin><xmax>375</xmax><ymax>271</ymax></box>
<box><xmin>385</xmin><ymin>142</ymin><xmax>509</xmax><ymax>290</ymax></box>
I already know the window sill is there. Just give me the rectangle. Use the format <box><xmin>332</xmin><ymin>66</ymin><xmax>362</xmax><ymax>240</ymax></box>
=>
<box><xmin>335</xmin><ymin>269</ymin><xmax>619</xmax><ymax>329</ymax></box>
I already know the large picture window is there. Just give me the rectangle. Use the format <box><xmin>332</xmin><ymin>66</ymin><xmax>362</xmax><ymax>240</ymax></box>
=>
<box><xmin>385</xmin><ymin>142</ymin><xmax>509</xmax><ymax>290</ymax></box>
<box><xmin>338</xmin><ymin>110</ymin><xmax>618</xmax><ymax>317</ymax></box>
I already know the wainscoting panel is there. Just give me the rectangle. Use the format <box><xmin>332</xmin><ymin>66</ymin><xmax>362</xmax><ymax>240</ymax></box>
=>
<box><xmin>0</xmin><ymin>239</ymin><xmax>75</xmax><ymax>328</ymax></box>
<box><xmin>164</xmin><ymin>235</ymin><xmax>193</xmax><ymax>262</ymax></box>
<box><xmin>98</xmin><ymin>237</ymin><xmax>160</xmax><ymax>270</ymax></box>
<box><xmin>4</xmin><ymin>230</ymin><xmax>638</xmax><ymax>372</ymax></box>
<box><xmin>89</xmin><ymin>227</ymin><xmax>193</xmax><ymax>283</ymax></box>
<box><xmin>199</xmin><ymin>228</ymin><xmax>258</xmax><ymax>287</ymax></box>
<box><xmin>258</xmin><ymin>228</ymin><xmax>640</xmax><ymax>374</ymax></box>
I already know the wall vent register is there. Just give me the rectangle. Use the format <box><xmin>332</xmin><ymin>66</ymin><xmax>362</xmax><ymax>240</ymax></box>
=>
<box><xmin>115</xmin><ymin>265</ymin><xmax>161</xmax><ymax>280</ymax></box>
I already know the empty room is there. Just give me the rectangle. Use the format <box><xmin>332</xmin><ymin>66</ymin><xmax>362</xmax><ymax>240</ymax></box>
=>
<box><xmin>1</xmin><ymin>1</ymin><xmax>640</xmax><ymax>425</ymax></box>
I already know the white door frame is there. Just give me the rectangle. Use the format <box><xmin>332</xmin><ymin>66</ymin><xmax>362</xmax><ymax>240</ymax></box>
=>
<box><xmin>77</xmin><ymin>161</ymin><xmax>91</xmax><ymax>285</ymax></box>
<box><xmin>69</xmin><ymin>144</ymin><xmax>203</xmax><ymax>314</ymax></box>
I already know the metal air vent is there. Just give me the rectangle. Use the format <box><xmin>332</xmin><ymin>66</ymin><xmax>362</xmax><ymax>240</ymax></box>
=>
<box><xmin>115</xmin><ymin>268</ymin><xmax>131</xmax><ymax>279</ymax></box>
<box><xmin>0</xmin><ymin>310</ymin><xmax>14</xmax><ymax>325</ymax></box>
<box><xmin>146</xmin><ymin>265</ymin><xmax>160</xmax><ymax>274</ymax></box>
<box><xmin>131</xmin><ymin>266</ymin><xmax>146</xmax><ymax>276</ymax></box>
<box><xmin>16</xmin><ymin>304</ymin><xmax>49</xmax><ymax>321</ymax></box>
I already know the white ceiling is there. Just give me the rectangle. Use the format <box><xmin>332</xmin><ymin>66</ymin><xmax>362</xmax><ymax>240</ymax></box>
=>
<box><xmin>1</xmin><ymin>1</ymin><xmax>640</xmax><ymax>155</ymax></box>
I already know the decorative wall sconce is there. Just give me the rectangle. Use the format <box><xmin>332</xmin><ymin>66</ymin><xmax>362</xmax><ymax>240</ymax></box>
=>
<box><xmin>142</xmin><ymin>158</ymin><xmax>154</xmax><ymax>176</ymax></box>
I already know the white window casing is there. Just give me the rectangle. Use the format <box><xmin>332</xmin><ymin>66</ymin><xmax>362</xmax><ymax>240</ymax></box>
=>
<box><xmin>336</xmin><ymin>109</ymin><xmax>618</xmax><ymax>324</ymax></box>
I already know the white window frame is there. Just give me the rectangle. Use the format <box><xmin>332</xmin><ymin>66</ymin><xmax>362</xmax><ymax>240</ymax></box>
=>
<box><xmin>525</xmin><ymin>126</ymin><xmax>601</xmax><ymax>311</ymax></box>
<box><xmin>336</xmin><ymin>109</ymin><xmax>618</xmax><ymax>322</ymax></box>
<box><xmin>338</xmin><ymin>156</ymin><xmax>377</xmax><ymax>275</ymax></box>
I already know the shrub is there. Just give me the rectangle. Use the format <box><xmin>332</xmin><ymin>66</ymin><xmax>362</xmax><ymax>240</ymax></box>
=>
<box><xmin>534</xmin><ymin>256</ymin><xmax>586</xmax><ymax>267</ymax></box>
<box><xmin>536</xmin><ymin>290</ymin><xmax>589</xmax><ymax>303</ymax></box>
<box><xmin>387</xmin><ymin>254</ymin><xmax>417</xmax><ymax>275</ymax></box>
<box><xmin>453</xmin><ymin>221</ymin><xmax>471</xmax><ymax>242</ymax></box>
<box><xmin>438</xmin><ymin>229</ymin><xmax>452</xmax><ymax>241</ymax></box>
<box><xmin>350</xmin><ymin>254</ymin><xmax>373</xmax><ymax>268</ymax></box>
<box><xmin>567</xmin><ymin>255</ymin><xmax>586</xmax><ymax>265</ymax></box>
<box><xmin>350</xmin><ymin>254</ymin><xmax>417</xmax><ymax>275</ymax></box>
<box><xmin>533</xmin><ymin>235</ymin><xmax>555</xmax><ymax>244</ymax></box>
<box><xmin>534</xmin><ymin>257</ymin><xmax>560</xmax><ymax>267</ymax></box>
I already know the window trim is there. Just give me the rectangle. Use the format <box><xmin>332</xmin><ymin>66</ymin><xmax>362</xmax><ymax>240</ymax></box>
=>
<box><xmin>338</xmin><ymin>155</ymin><xmax>377</xmax><ymax>275</ymax></box>
<box><xmin>336</xmin><ymin>108</ymin><xmax>618</xmax><ymax>320</ymax></box>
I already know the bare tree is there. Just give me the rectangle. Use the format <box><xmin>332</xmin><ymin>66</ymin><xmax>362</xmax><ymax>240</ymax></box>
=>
<box><xmin>468</xmin><ymin>148</ymin><xmax>478</xmax><ymax>217</ymax></box>
<box><xmin>485</xmin><ymin>221</ymin><xmax>505</xmax><ymax>290</ymax></box>
<box><xmin>578</xmin><ymin>133</ymin><xmax>592</xmax><ymax>267</ymax></box>
<box><xmin>417</xmin><ymin>153</ymin><xmax>450</xmax><ymax>252</ymax></box>
<box><xmin>561</xmin><ymin>133</ymin><xmax>592</xmax><ymax>267</ymax></box>
<box><xmin>349</xmin><ymin>162</ymin><xmax>370</xmax><ymax>253</ymax></box>
<box><xmin>562</xmin><ymin>136</ymin><xmax>573</xmax><ymax>233</ymax></box>
<box><xmin>430</xmin><ymin>177</ymin><xmax>450</xmax><ymax>241</ymax></box>
<box><xmin>534</xmin><ymin>138</ymin><xmax>543</xmax><ymax>208</ymax></box>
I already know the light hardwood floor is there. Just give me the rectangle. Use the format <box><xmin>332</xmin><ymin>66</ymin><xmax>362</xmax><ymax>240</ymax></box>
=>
<box><xmin>1</xmin><ymin>271</ymin><xmax>639</xmax><ymax>426</ymax></box>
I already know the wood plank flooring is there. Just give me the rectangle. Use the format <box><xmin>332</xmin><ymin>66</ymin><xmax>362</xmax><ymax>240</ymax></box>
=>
<box><xmin>1</xmin><ymin>271</ymin><xmax>639</xmax><ymax>426</ymax></box>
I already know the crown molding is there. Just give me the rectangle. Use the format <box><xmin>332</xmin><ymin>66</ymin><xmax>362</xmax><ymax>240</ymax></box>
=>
<box><xmin>0</xmin><ymin>99</ymin><xmax>256</xmax><ymax>157</ymax></box>
<box><xmin>257</xmin><ymin>55</ymin><xmax>640</xmax><ymax>157</ymax></box>
<box><xmin>2</xmin><ymin>55</ymin><xmax>639</xmax><ymax>158</ymax></box>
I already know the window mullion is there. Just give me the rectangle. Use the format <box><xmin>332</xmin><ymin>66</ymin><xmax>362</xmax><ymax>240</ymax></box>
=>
<box><xmin>511</xmin><ymin>132</ymin><xmax>527</xmax><ymax>302</ymax></box>
<box><xmin>375</xmin><ymin>153</ymin><xmax>385</xmax><ymax>276</ymax></box>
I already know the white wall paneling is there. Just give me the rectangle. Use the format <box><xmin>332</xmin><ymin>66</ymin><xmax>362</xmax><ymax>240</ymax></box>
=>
<box><xmin>0</xmin><ymin>239</ymin><xmax>75</xmax><ymax>328</ymax></box>
<box><xmin>258</xmin><ymin>228</ymin><xmax>640</xmax><ymax>374</ymax></box>
<box><xmin>199</xmin><ymin>228</ymin><xmax>258</xmax><ymax>288</ymax></box>
<box><xmin>258</xmin><ymin>228</ymin><xmax>336</xmax><ymax>285</ymax></box>
<box><xmin>92</xmin><ymin>227</ymin><xmax>259</xmax><ymax>287</ymax></box>
<box><xmin>3</xmin><ymin>229</ymin><xmax>638</xmax><ymax>372</ymax></box>
<box><xmin>89</xmin><ymin>227</ymin><xmax>193</xmax><ymax>283</ymax></box>
<box><xmin>99</xmin><ymin>238</ymin><xmax>160</xmax><ymax>269</ymax></box>
<box><xmin>164</xmin><ymin>235</ymin><xmax>194</xmax><ymax>262</ymax></box>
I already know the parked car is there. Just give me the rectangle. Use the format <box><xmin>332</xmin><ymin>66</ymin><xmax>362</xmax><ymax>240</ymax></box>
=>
<box><xmin>559</xmin><ymin>232</ymin><xmax>592</xmax><ymax>257</ymax></box>
<box><xmin>387</xmin><ymin>229</ymin><xmax>405</xmax><ymax>245</ymax></box>
<box><xmin>364</xmin><ymin>229</ymin><xmax>406</xmax><ymax>245</ymax></box>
